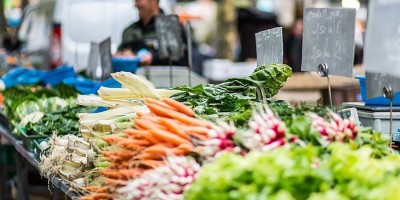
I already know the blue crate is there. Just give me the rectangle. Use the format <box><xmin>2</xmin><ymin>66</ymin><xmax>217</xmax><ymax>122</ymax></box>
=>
<box><xmin>101</xmin><ymin>78</ymin><xmax>121</xmax><ymax>88</ymax></box>
<box><xmin>355</xmin><ymin>75</ymin><xmax>400</xmax><ymax>106</ymax></box>
<box><xmin>112</xmin><ymin>57</ymin><xmax>140</xmax><ymax>74</ymax></box>
<box><xmin>43</xmin><ymin>66</ymin><xmax>76</xmax><ymax>86</ymax></box>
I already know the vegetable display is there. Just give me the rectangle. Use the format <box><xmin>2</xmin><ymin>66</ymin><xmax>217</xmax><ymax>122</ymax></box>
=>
<box><xmin>2</xmin><ymin>65</ymin><xmax>398</xmax><ymax>200</ymax></box>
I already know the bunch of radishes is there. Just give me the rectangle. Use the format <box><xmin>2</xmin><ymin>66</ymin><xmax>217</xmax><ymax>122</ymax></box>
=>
<box><xmin>203</xmin><ymin>121</ymin><xmax>242</xmax><ymax>157</ymax></box>
<box><xmin>116</xmin><ymin>156</ymin><xmax>200</xmax><ymax>200</ymax></box>
<box><xmin>308</xmin><ymin>111</ymin><xmax>358</xmax><ymax>142</ymax></box>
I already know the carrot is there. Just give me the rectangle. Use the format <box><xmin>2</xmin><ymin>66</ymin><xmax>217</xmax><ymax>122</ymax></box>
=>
<box><xmin>144</xmin><ymin>98</ymin><xmax>176</xmax><ymax>110</ymax></box>
<box><xmin>158</xmin><ymin>118</ymin><xmax>190</xmax><ymax>140</ymax></box>
<box><xmin>189</xmin><ymin>132</ymin><xmax>209</xmax><ymax>140</ymax></box>
<box><xmin>162</xmin><ymin>98</ymin><xmax>195</xmax><ymax>117</ymax></box>
<box><xmin>103</xmin><ymin>178</ymin><xmax>127</xmax><ymax>186</ymax></box>
<box><xmin>149</xmin><ymin>128</ymin><xmax>190</xmax><ymax>146</ymax></box>
<box><xmin>143</xmin><ymin>144</ymin><xmax>175</xmax><ymax>155</ymax></box>
<box><xmin>100</xmin><ymin>169</ymin><xmax>122</xmax><ymax>179</ymax></box>
<box><xmin>136</xmin><ymin>152</ymin><xmax>164</xmax><ymax>160</ymax></box>
<box><xmin>118</xmin><ymin>139</ymin><xmax>149</xmax><ymax>151</ymax></box>
<box><xmin>118</xmin><ymin>169</ymin><xmax>143</xmax><ymax>179</ymax></box>
<box><xmin>181</xmin><ymin>126</ymin><xmax>210</xmax><ymax>135</ymax></box>
<box><xmin>84</xmin><ymin>186</ymin><xmax>109</xmax><ymax>193</ymax></box>
<box><xmin>101</xmin><ymin>135</ymin><xmax>125</xmax><ymax>145</ymax></box>
<box><xmin>89</xmin><ymin>193</ymin><xmax>112</xmax><ymax>200</ymax></box>
<box><xmin>102</xmin><ymin>150</ymin><xmax>136</xmax><ymax>160</ymax></box>
<box><xmin>80</xmin><ymin>196</ymin><xmax>94</xmax><ymax>200</ymax></box>
<box><xmin>125</xmin><ymin>129</ymin><xmax>147</xmax><ymax>139</ymax></box>
<box><xmin>141</xmin><ymin>115</ymin><xmax>161</xmax><ymax>124</ymax></box>
<box><xmin>146</xmin><ymin>103</ymin><xmax>173</xmax><ymax>118</ymax></box>
<box><xmin>134</xmin><ymin>118</ymin><xmax>165</xmax><ymax>130</ymax></box>
<box><xmin>140</xmin><ymin>160</ymin><xmax>165</xmax><ymax>169</ymax></box>
<box><xmin>147</xmin><ymin>103</ymin><xmax>213</xmax><ymax>128</ymax></box>
<box><xmin>177</xmin><ymin>143</ymin><xmax>193</xmax><ymax>152</ymax></box>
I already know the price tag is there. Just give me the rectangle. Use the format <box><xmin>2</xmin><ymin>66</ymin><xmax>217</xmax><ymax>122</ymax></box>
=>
<box><xmin>99</xmin><ymin>38</ymin><xmax>112</xmax><ymax>80</ymax></box>
<box><xmin>155</xmin><ymin>15</ymin><xmax>184</xmax><ymax>61</ymax></box>
<box><xmin>364</xmin><ymin>0</ymin><xmax>400</xmax><ymax>98</ymax></box>
<box><xmin>255</xmin><ymin>27</ymin><xmax>283</xmax><ymax>67</ymax></box>
<box><xmin>301</xmin><ymin>8</ymin><xmax>356</xmax><ymax>77</ymax></box>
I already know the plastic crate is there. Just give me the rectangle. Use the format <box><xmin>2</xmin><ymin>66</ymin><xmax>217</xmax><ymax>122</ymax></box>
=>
<box><xmin>355</xmin><ymin>76</ymin><xmax>400</xmax><ymax>106</ymax></box>
<box><xmin>19</xmin><ymin>127</ymin><xmax>47</xmax><ymax>152</ymax></box>
<box><xmin>358</xmin><ymin>110</ymin><xmax>400</xmax><ymax>136</ymax></box>
<box><xmin>112</xmin><ymin>57</ymin><xmax>141</xmax><ymax>74</ymax></box>
<box><xmin>43</xmin><ymin>66</ymin><xmax>76</xmax><ymax>86</ymax></box>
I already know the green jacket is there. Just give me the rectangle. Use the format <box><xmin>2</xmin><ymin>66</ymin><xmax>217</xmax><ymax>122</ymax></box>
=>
<box><xmin>118</xmin><ymin>14</ymin><xmax>188</xmax><ymax>66</ymax></box>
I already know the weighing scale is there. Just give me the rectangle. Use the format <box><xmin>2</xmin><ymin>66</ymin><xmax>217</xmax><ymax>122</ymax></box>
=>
<box><xmin>338</xmin><ymin>102</ymin><xmax>400</xmax><ymax>148</ymax></box>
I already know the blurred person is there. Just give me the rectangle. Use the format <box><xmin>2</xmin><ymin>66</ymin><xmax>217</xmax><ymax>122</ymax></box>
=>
<box><xmin>284</xmin><ymin>18</ymin><xmax>303</xmax><ymax>72</ymax></box>
<box><xmin>117</xmin><ymin>0</ymin><xmax>188</xmax><ymax>66</ymax></box>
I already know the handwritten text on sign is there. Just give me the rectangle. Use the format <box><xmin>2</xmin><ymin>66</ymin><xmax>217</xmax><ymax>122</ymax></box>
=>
<box><xmin>364</xmin><ymin>0</ymin><xmax>400</xmax><ymax>98</ymax></box>
<box><xmin>255</xmin><ymin>27</ymin><xmax>283</xmax><ymax>67</ymax></box>
<box><xmin>301</xmin><ymin>8</ymin><xmax>356</xmax><ymax>77</ymax></box>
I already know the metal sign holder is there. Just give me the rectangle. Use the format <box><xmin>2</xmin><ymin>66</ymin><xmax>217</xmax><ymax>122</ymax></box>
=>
<box><xmin>318</xmin><ymin>63</ymin><xmax>333</xmax><ymax>107</ymax></box>
<box><xmin>186</xmin><ymin>21</ymin><xmax>193</xmax><ymax>87</ymax></box>
<box><xmin>383</xmin><ymin>85</ymin><xmax>394</xmax><ymax>148</ymax></box>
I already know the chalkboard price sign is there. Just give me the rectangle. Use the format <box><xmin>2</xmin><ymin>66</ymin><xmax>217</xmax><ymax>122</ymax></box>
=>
<box><xmin>255</xmin><ymin>27</ymin><xmax>283</xmax><ymax>67</ymax></box>
<box><xmin>364</xmin><ymin>0</ymin><xmax>400</xmax><ymax>98</ymax></box>
<box><xmin>301</xmin><ymin>8</ymin><xmax>356</xmax><ymax>77</ymax></box>
<box><xmin>155</xmin><ymin>15</ymin><xmax>184</xmax><ymax>61</ymax></box>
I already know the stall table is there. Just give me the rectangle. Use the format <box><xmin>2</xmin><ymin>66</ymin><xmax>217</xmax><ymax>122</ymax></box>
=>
<box><xmin>0</xmin><ymin>122</ymin><xmax>78</xmax><ymax>200</ymax></box>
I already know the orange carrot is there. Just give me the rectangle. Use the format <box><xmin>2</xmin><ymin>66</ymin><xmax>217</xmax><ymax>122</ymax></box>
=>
<box><xmin>162</xmin><ymin>98</ymin><xmax>195</xmax><ymax>117</ymax></box>
<box><xmin>103</xmin><ymin>178</ymin><xmax>127</xmax><ymax>186</ymax></box>
<box><xmin>147</xmin><ymin>103</ymin><xmax>213</xmax><ymax>128</ymax></box>
<box><xmin>158</xmin><ymin>118</ymin><xmax>190</xmax><ymax>140</ymax></box>
<box><xmin>89</xmin><ymin>193</ymin><xmax>112</xmax><ymax>200</ymax></box>
<box><xmin>102</xmin><ymin>149</ymin><xmax>136</xmax><ymax>160</ymax></box>
<box><xmin>101</xmin><ymin>135</ymin><xmax>125</xmax><ymax>145</ymax></box>
<box><xmin>140</xmin><ymin>160</ymin><xmax>165</xmax><ymax>168</ymax></box>
<box><xmin>149</xmin><ymin>128</ymin><xmax>190</xmax><ymax>146</ymax></box>
<box><xmin>125</xmin><ymin>129</ymin><xmax>146</xmax><ymax>139</ymax></box>
<box><xmin>84</xmin><ymin>186</ymin><xmax>109</xmax><ymax>193</ymax></box>
<box><xmin>100</xmin><ymin>169</ymin><xmax>122</xmax><ymax>179</ymax></box>
<box><xmin>189</xmin><ymin>132</ymin><xmax>209</xmax><ymax>140</ymax></box>
<box><xmin>146</xmin><ymin>103</ymin><xmax>172</xmax><ymax>118</ymax></box>
<box><xmin>181</xmin><ymin>126</ymin><xmax>210</xmax><ymax>135</ymax></box>
<box><xmin>134</xmin><ymin>118</ymin><xmax>165</xmax><ymax>130</ymax></box>
<box><xmin>136</xmin><ymin>152</ymin><xmax>164</xmax><ymax>160</ymax></box>
<box><xmin>118</xmin><ymin>139</ymin><xmax>149</xmax><ymax>151</ymax></box>
<box><xmin>144</xmin><ymin>98</ymin><xmax>176</xmax><ymax>110</ymax></box>
<box><xmin>118</xmin><ymin>169</ymin><xmax>144</xmax><ymax>179</ymax></box>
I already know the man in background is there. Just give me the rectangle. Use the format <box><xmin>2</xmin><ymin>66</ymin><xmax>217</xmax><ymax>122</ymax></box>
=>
<box><xmin>118</xmin><ymin>0</ymin><xmax>188</xmax><ymax>66</ymax></box>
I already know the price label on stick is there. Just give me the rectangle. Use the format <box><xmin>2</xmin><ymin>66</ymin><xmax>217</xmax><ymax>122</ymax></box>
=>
<box><xmin>364</xmin><ymin>0</ymin><xmax>400</xmax><ymax>98</ymax></box>
<box><xmin>155</xmin><ymin>15</ymin><xmax>184</xmax><ymax>61</ymax></box>
<box><xmin>100</xmin><ymin>38</ymin><xmax>112</xmax><ymax>80</ymax></box>
<box><xmin>301</xmin><ymin>8</ymin><xmax>356</xmax><ymax>77</ymax></box>
<box><xmin>255</xmin><ymin>27</ymin><xmax>283</xmax><ymax>67</ymax></box>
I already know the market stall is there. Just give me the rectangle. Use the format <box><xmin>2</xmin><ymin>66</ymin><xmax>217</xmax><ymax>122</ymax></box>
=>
<box><xmin>1</xmin><ymin>1</ymin><xmax>400</xmax><ymax>200</ymax></box>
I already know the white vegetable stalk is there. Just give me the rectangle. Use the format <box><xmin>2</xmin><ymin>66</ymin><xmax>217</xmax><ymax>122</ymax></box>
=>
<box><xmin>111</xmin><ymin>72</ymin><xmax>161</xmax><ymax>99</ymax></box>
<box><xmin>77</xmin><ymin>95</ymin><xmax>142</xmax><ymax>108</ymax></box>
<box><xmin>98</xmin><ymin>87</ymin><xmax>182</xmax><ymax>100</ymax></box>
<box><xmin>78</xmin><ymin>106</ymin><xmax>148</xmax><ymax>124</ymax></box>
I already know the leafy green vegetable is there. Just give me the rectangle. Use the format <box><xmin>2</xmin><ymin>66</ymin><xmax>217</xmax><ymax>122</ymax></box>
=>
<box><xmin>2</xmin><ymin>84</ymin><xmax>78</xmax><ymax>136</ymax></box>
<box><xmin>185</xmin><ymin>143</ymin><xmax>400</xmax><ymax>200</ymax></box>
<box><xmin>24</xmin><ymin>103</ymin><xmax>94</xmax><ymax>136</ymax></box>
<box><xmin>173</xmin><ymin>64</ymin><xmax>292</xmax><ymax>127</ymax></box>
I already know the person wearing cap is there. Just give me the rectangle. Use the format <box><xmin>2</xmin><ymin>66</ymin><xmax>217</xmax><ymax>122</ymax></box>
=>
<box><xmin>117</xmin><ymin>0</ymin><xmax>188</xmax><ymax>66</ymax></box>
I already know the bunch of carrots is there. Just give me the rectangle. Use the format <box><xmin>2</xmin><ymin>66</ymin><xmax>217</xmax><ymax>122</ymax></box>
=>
<box><xmin>81</xmin><ymin>98</ymin><xmax>213</xmax><ymax>200</ymax></box>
